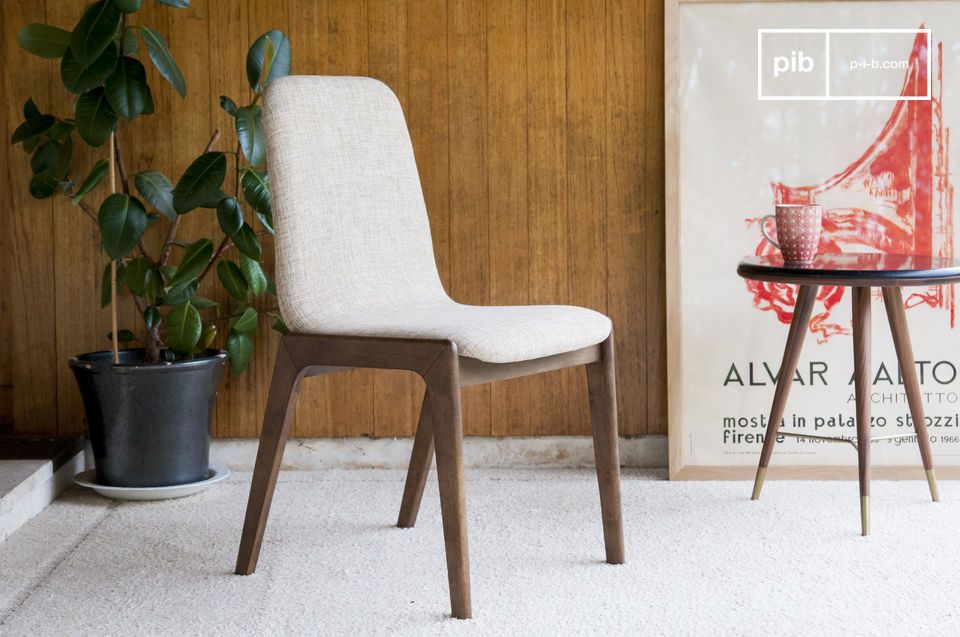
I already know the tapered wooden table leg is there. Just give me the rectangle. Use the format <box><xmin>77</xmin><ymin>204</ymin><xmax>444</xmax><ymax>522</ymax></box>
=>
<box><xmin>852</xmin><ymin>287</ymin><xmax>872</xmax><ymax>536</ymax></box>
<box><xmin>882</xmin><ymin>287</ymin><xmax>940</xmax><ymax>502</ymax></box>
<box><xmin>752</xmin><ymin>284</ymin><xmax>819</xmax><ymax>500</ymax></box>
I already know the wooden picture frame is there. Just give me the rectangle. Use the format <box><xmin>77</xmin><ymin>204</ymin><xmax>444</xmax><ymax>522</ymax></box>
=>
<box><xmin>665</xmin><ymin>0</ymin><xmax>960</xmax><ymax>480</ymax></box>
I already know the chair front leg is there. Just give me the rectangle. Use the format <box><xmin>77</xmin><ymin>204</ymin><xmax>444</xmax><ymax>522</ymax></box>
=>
<box><xmin>235</xmin><ymin>339</ymin><xmax>304</xmax><ymax>575</ymax></box>
<box><xmin>423</xmin><ymin>343</ymin><xmax>472</xmax><ymax>619</ymax></box>
<box><xmin>398</xmin><ymin>390</ymin><xmax>435</xmax><ymax>528</ymax></box>
<box><xmin>586</xmin><ymin>332</ymin><xmax>625</xmax><ymax>564</ymax></box>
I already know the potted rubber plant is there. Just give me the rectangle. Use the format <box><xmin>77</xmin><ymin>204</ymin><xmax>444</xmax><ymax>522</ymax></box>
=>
<box><xmin>11</xmin><ymin>0</ymin><xmax>290</xmax><ymax>488</ymax></box>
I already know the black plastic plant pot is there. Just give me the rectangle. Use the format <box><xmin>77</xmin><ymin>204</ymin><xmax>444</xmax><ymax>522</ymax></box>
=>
<box><xmin>69</xmin><ymin>349</ymin><xmax>227</xmax><ymax>488</ymax></box>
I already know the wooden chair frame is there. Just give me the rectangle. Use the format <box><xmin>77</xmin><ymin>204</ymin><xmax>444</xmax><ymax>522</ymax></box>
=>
<box><xmin>235</xmin><ymin>331</ymin><xmax>625</xmax><ymax>619</ymax></box>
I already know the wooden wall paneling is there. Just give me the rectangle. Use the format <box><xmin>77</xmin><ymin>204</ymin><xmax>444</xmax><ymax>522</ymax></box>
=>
<box><xmin>211</xmin><ymin>0</ymin><xmax>259</xmax><ymax>438</ymax></box>
<box><xmin>604</xmin><ymin>0</ymin><xmax>648</xmax><ymax>435</ymax></box>
<box><xmin>8</xmin><ymin>0</ymin><xmax>59</xmax><ymax>435</ymax></box>
<box><xmin>0</xmin><ymin>4</ymin><xmax>13</xmax><ymax>430</ymax></box>
<box><xmin>368</xmin><ymin>0</ymin><xmax>421</xmax><ymax>439</ymax></box>
<box><xmin>526</xmin><ymin>0</ymin><xmax>572</xmax><ymax>435</ymax></box>
<box><xmin>565</xmin><ymin>0</ymin><xmax>607</xmax><ymax>435</ymax></box>
<box><xmin>486</xmin><ymin>0</ymin><xmax>530</xmax><ymax>436</ymax></box>
<box><xmin>297</xmin><ymin>0</ymin><xmax>375</xmax><ymax>438</ymax></box>
<box><xmin>47</xmin><ymin>0</ymin><xmax>104</xmax><ymax>437</ymax></box>
<box><xmin>3</xmin><ymin>0</ymin><xmax>668</xmax><ymax>440</ymax></box>
<box><xmin>642</xmin><ymin>0</ymin><xmax>667</xmax><ymax>436</ymax></box>
<box><xmin>448</xmin><ymin>0</ymin><xmax>492</xmax><ymax>436</ymax></box>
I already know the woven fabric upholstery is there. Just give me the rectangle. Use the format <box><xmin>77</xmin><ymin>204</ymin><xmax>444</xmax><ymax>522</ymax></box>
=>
<box><xmin>262</xmin><ymin>76</ymin><xmax>611</xmax><ymax>363</ymax></box>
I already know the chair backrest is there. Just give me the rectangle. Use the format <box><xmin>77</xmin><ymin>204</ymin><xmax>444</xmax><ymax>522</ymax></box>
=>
<box><xmin>262</xmin><ymin>76</ymin><xmax>446</xmax><ymax>332</ymax></box>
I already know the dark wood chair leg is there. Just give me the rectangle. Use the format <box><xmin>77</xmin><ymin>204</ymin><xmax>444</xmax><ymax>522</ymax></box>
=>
<box><xmin>882</xmin><ymin>286</ymin><xmax>940</xmax><ymax>502</ymax></box>
<box><xmin>423</xmin><ymin>344</ymin><xmax>471</xmax><ymax>619</ymax></box>
<box><xmin>235</xmin><ymin>339</ymin><xmax>304</xmax><ymax>575</ymax></box>
<box><xmin>752</xmin><ymin>284</ymin><xmax>819</xmax><ymax>500</ymax></box>
<box><xmin>852</xmin><ymin>287</ymin><xmax>872</xmax><ymax>536</ymax></box>
<box><xmin>586</xmin><ymin>333</ymin><xmax>624</xmax><ymax>564</ymax></box>
<box><xmin>397</xmin><ymin>390</ymin><xmax>435</xmax><ymax>528</ymax></box>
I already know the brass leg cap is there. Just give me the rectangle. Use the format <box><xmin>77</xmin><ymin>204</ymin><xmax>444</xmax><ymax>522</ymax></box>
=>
<box><xmin>751</xmin><ymin>467</ymin><xmax>767</xmax><ymax>501</ymax></box>
<box><xmin>926</xmin><ymin>469</ymin><xmax>940</xmax><ymax>503</ymax></box>
<box><xmin>860</xmin><ymin>495</ymin><xmax>870</xmax><ymax>536</ymax></box>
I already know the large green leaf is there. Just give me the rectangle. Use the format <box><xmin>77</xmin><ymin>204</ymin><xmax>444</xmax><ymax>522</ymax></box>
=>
<box><xmin>134</xmin><ymin>170</ymin><xmax>176</xmax><ymax>220</ymax></box>
<box><xmin>219</xmin><ymin>95</ymin><xmax>237</xmax><ymax>116</ymax></box>
<box><xmin>231</xmin><ymin>223</ymin><xmax>261</xmax><ymax>260</ymax></box>
<box><xmin>156</xmin><ymin>0</ymin><xmax>190</xmax><ymax>7</ymax></box>
<box><xmin>139</xmin><ymin>26</ymin><xmax>185</xmax><ymax>97</ymax></box>
<box><xmin>104</xmin><ymin>56</ymin><xmax>148</xmax><ymax>120</ymax></box>
<box><xmin>31</xmin><ymin>137</ymin><xmax>72</xmax><ymax>179</ymax></box>
<box><xmin>142</xmin><ymin>305</ymin><xmax>160</xmax><ymax>330</ymax></box>
<box><xmin>125</xmin><ymin>256</ymin><xmax>150</xmax><ymax>295</ymax></box>
<box><xmin>98</xmin><ymin>193</ymin><xmax>148</xmax><ymax>259</ymax></box>
<box><xmin>167</xmin><ymin>238</ymin><xmax>212</xmax><ymax>288</ymax></box>
<box><xmin>241</xmin><ymin>169</ymin><xmax>272</xmax><ymax>233</ymax></box>
<box><xmin>73</xmin><ymin>158</ymin><xmax>110</xmax><ymax>205</ymax></box>
<box><xmin>217</xmin><ymin>260</ymin><xmax>248</xmax><ymax>300</ymax></box>
<box><xmin>70</xmin><ymin>0</ymin><xmax>121</xmax><ymax>64</ymax></box>
<box><xmin>216</xmin><ymin>197</ymin><xmax>244</xmax><ymax>236</ymax></box>
<box><xmin>18</xmin><ymin>24</ymin><xmax>71</xmax><ymax>59</ymax></box>
<box><xmin>163</xmin><ymin>278</ymin><xmax>199</xmax><ymax>306</ymax></box>
<box><xmin>142</xmin><ymin>84</ymin><xmax>155</xmax><ymax>115</ymax></box>
<box><xmin>11</xmin><ymin>115</ymin><xmax>55</xmax><ymax>144</ymax></box>
<box><xmin>121</xmin><ymin>28</ymin><xmax>138</xmax><ymax>55</ymax></box>
<box><xmin>172</xmin><ymin>152</ymin><xmax>227</xmax><ymax>214</ymax></box>
<box><xmin>29</xmin><ymin>173</ymin><xmax>58</xmax><ymax>199</ymax></box>
<box><xmin>226</xmin><ymin>330</ymin><xmax>253</xmax><ymax>374</ymax></box>
<box><xmin>60</xmin><ymin>43</ymin><xmax>118</xmax><ymax>94</ymax></box>
<box><xmin>239</xmin><ymin>254</ymin><xmax>268</xmax><ymax>296</ymax></box>
<box><xmin>235</xmin><ymin>105</ymin><xmax>265</xmax><ymax>167</ymax></box>
<box><xmin>116</xmin><ymin>0</ymin><xmax>142</xmax><ymax>13</ymax></box>
<box><xmin>75</xmin><ymin>88</ymin><xmax>117</xmax><ymax>146</ymax></box>
<box><xmin>166</xmin><ymin>302</ymin><xmax>202</xmax><ymax>353</ymax></box>
<box><xmin>230</xmin><ymin>307</ymin><xmax>258</xmax><ymax>333</ymax></box>
<box><xmin>246</xmin><ymin>30</ymin><xmax>290</xmax><ymax>93</ymax></box>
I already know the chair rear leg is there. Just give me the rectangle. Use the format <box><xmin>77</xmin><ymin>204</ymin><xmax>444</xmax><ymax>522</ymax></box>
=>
<box><xmin>586</xmin><ymin>333</ymin><xmax>625</xmax><ymax>564</ymax></box>
<box><xmin>425</xmin><ymin>346</ymin><xmax>472</xmax><ymax>619</ymax></box>
<box><xmin>235</xmin><ymin>341</ymin><xmax>303</xmax><ymax>575</ymax></box>
<box><xmin>398</xmin><ymin>390</ymin><xmax>435</xmax><ymax>528</ymax></box>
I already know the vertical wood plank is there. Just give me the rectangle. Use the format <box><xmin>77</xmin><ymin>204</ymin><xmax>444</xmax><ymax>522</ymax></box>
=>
<box><xmin>565</xmin><ymin>0</ymin><xmax>607</xmax><ymax>434</ymax></box>
<box><xmin>8</xmin><ymin>0</ymin><xmax>58</xmax><ymax>435</ymax></box>
<box><xmin>213</xmin><ymin>0</ymin><xmax>258</xmax><ymax>438</ymax></box>
<box><xmin>643</xmin><ymin>0</ymin><xmax>667</xmax><ymax>436</ymax></box>
<box><xmin>605</xmin><ymin>0</ymin><xmax>647</xmax><ymax>435</ymax></box>
<box><xmin>448</xmin><ymin>0</ymin><xmax>491</xmax><ymax>436</ymax></box>
<box><xmin>48</xmin><ymin>0</ymin><xmax>106</xmax><ymax>437</ymax></box>
<box><xmin>526</xmin><ymin>0</ymin><xmax>570</xmax><ymax>435</ymax></box>
<box><xmin>485</xmin><ymin>0</ymin><xmax>529</xmax><ymax>436</ymax></box>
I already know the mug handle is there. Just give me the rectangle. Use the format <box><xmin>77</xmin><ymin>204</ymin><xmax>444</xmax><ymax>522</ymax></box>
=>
<box><xmin>760</xmin><ymin>214</ymin><xmax>780</xmax><ymax>249</ymax></box>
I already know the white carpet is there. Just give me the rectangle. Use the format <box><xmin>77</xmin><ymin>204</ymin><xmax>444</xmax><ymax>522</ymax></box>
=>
<box><xmin>2</xmin><ymin>469</ymin><xmax>959</xmax><ymax>636</ymax></box>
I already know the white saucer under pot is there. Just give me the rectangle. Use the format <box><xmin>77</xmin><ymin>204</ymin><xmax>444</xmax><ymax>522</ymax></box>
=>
<box><xmin>74</xmin><ymin>464</ymin><xmax>230</xmax><ymax>501</ymax></box>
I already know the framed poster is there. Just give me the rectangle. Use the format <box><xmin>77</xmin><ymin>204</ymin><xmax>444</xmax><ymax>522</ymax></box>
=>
<box><xmin>666</xmin><ymin>0</ymin><xmax>960</xmax><ymax>479</ymax></box>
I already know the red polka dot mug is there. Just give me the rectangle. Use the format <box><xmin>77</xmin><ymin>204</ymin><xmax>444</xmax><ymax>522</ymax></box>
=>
<box><xmin>761</xmin><ymin>204</ymin><xmax>823</xmax><ymax>263</ymax></box>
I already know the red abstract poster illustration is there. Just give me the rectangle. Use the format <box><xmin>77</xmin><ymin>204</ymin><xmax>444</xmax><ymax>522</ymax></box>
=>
<box><xmin>746</xmin><ymin>30</ymin><xmax>955</xmax><ymax>342</ymax></box>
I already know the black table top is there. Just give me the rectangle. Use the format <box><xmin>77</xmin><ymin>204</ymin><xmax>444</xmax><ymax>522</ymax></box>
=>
<box><xmin>737</xmin><ymin>253</ymin><xmax>960</xmax><ymax>286</ymax></box>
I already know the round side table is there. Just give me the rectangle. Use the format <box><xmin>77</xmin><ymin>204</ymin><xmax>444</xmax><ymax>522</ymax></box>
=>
<box><xmin>737</xmin><ymin>252</ymin><xmax>960</xmax><ymax>535</ymax></box>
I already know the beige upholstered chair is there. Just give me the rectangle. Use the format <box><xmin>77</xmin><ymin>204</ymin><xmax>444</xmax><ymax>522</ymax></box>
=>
<box><xmin>234</xmin><ymin>76</ymin><xmax>624</xmax><ymax>619</ymax></box>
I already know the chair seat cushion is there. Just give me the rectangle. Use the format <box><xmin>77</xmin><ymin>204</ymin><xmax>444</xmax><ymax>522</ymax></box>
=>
<box><xmin>302</xmin><ymin>302</ymin><xmax>611</xmax><ymax>363</ymax></box>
